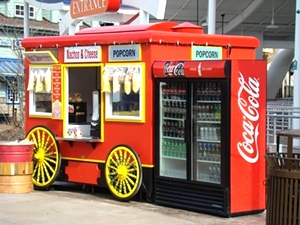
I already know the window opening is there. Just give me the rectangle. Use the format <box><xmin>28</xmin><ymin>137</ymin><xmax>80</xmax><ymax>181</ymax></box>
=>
<box><xmin>15</xmin><ymin>4</ymin><xmax>35</xmax><ymax>18</ymax></box>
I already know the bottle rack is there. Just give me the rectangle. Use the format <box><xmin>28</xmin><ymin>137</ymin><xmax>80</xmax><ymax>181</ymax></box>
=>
<box><xmin>195</xmin><ymin>104</ymin><xmax>221</xmax><ymax>164</ymax></box>
<box><xmin>162</xmin><ymin>137</ymin><xmax>186</xmax><ymax>159</ymax></box>
<box><xmin>197</xmin><ymin>163</ymin><xmax>221</xmax><ymax>183</ymax></box>
<box><xmin>194</xmin><ymin>82</ymin><xmax>222</xmax><ymax>183</ymax></box>
<box><xmin>161</xmin><ymin>82</ymin><xmax>187</xmax><ymax>161</ymax></box>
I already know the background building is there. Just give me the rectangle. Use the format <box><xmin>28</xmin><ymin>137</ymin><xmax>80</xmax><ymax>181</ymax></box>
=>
<box><xmin>0</xmin><ymin>0</ymin><xmax>85</xmax><ymax>123</ymax></box>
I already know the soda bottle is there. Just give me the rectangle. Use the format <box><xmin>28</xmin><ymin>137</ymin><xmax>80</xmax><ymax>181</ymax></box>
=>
<box><xmin>208</xmin><ymin>127</ymin><xmax>213</xmax><ymax>140</ymax></box>
<box><xmin>198</xmin><ymin>142</ymin><xmax>203</xmax><ymax>159</ymax></box>
<box><xmin>196</xmin><ymin>86</ymin><xmax>201</xmax><ymax>100</ymax></box>
<box><xmin>165</xmin><ymin>140</ymin><xmax>171</xmax><ymax>156</ymax></box>
<box><xmin>209</xmin><ymin>104</ymin><xmax>215</xmax><ymax>120</ymax></box>
<box><xmin>212</xmin><ymin>82</ymin><xmax>217</xmax><ymax>94</ymax></box>
<box><xmin>204</xmin><ymin>127</ymin><xmax>208</xmax><ymax>140</ymax></box>
<box><xmin>182</xmin><ymin>83</ymin><xmax>186</xmax><ymax>100</ymax></box>
<box><xmin>204</xmin><ymin>83</ymin><xmax>209</xmax><ymax>100</ymax></box>
<box><xmin>163</xmin><ymin>85</ymin><xmax>169</xmax><ymax>99</ymax></box>
<box><xmin>212</xmin><ymin>127</ymin><xmax>217</xmax><ymax>140</ymax></box>
<box><xmin>162</xmin><ymin>140</ymin><xmax>167</xmax><ymax>156</ymax></box>
<box><xmin>216</xmin><ymin>83</ymin><xmax>221</xmax><ymax>100</ymax></box>
<box><xmin>216</xmin><ymin>127</ymin><xmax>221</xmax><ymax>141</ymax></box>
<box><xmin>207</xmin><ymin>143</ymin><xmax>211</xmax><ymax>160</ymax></box>
<box><xmin>163</xmin><ymin>120</ymin><xmax>167</xmax><ymax>136</ymax></box>
<box><xmin>214</xmin><ymin>104</ymin><xmax>221</xmax><ymax>121</ymax></box>
<box><xmin>199</xmin><ymin>83</ymin><xmax>205</xmax><ymax>100</ymax></box>
<box><xmin>166</xmin><ymin>121</ymin><xmax>170</xmax><ymax>136</ymax></box>
<box><xmin>178</xmin><ymin>101</ymin><xmax>182</xmax><ymax>118</ymax></box>
<box><xmin>200</xmin><ymin>127</ymin><xmax>204</xmax><ymax>139</ymax></box>
<box><xmin>211</xmin><ymin>143</ymin><xmax>216</xmax><ymax>155</ymax></box>
<box><xmin>182</xmin><ymin>102</ymin><xmax>186</xmax><ymax>119</ymax></box>
<box><xmin>203</xmin><ymin>143</ymin><xmax>207</xmax><ymax>160</ymax></box>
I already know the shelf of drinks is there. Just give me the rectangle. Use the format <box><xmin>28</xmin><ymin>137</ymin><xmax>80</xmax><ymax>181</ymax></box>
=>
<box><xmin>162</xmin><ymin>154</ymin><xmax>186</xmax><ymax>160</ymax></box>
<box><xmin>196</xmin><ymin>120</ymin><xmax>221</xmax><ymax>124</ymax></box>
<box><xmin>163</xmin><ymin>117</ymin><xmax>185</xmax><ymax>121</ymax></box>
<box><xmin>196</xmin><ymin>100</ymin><xmax>221</xmax><ymax>104</ymax></box>
<box><xmin>162</xmin><ymin>137</ymin><xmax>186</xmax><ymax>159</ymax></box>
<box><xmin>162</xmin><ymin>99</ymin><xmax>186</xmax><ymax>102</ymax></box>
<box><xmin>197</xmin><ymin>159</ymin><xmax>220</xmax><ymax>164</ymax></box>
<box><xmin>196</xmin><ymin>142</ymin><xmax>221</xmax><ymax>163</ymax></box>
<box><xmin>196</xmin><ymin>173</ymin><xmax>220</xmax><ymax>184</ymax></box>
<box><xmin>196</xmin><ymin>126</ymin><xmax>221</xmax><ymax>142</ymax></box>
<box><xmin>196</xmin><ymin>162</ymin><xmax>221</xmax><ymax>183</ymax></box>
<box><xmin>196</xmin><ymin>139</ymin><xmax>221</xmax><ymax>143</ymax></box>
<box><xmin>160</xmin><ymin>169</ymin><xmax>186</xmax><ymax>179</ymax></box>
<box><xmin>162</xmin><ymin>136</ymin><xmax>184</xmax><ymax>141</ymax></box>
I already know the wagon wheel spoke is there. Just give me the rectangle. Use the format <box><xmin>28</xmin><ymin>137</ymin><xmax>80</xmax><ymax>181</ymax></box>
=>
<box><xmin>105</xmin><ymin>145</ymin><xmax>142</xmax><ymax>201</ymax></box>
<box><xmin>26</xmin><ymin>126</ymin><xmax>61</xmax><ymax>189</ymax></box>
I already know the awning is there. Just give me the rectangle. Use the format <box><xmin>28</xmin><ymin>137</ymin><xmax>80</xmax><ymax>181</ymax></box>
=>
<box><xmin>0</xmin><ymin>58</ymin><xmax>24</xmax><ymax>76</ymax></box>
<box><xmin>23</xmin><ymin>51</ymin><xmax>58</xmax><ymax>64</ymax></box>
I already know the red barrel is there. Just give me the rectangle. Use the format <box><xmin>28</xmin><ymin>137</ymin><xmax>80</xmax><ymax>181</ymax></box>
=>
<box><xmin>0</xmin><ymin>141</ymin><xmax>34</xmax><ymax>162</ymax></box>
<box><xmin>0</xmin><ymin>141</ymin><xmax>34</xmax><ymax>193</ymax></box>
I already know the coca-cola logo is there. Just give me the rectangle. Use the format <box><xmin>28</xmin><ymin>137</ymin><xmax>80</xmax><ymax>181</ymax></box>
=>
<box><xmin>237</xmin><ymin>72</ymin><xmax>260</xmax><ymax>163</ymax></box>
<box><xmin>164</xmin><ymin>61</ymin><xmax>184</xmax><ymax>77</ymax></box>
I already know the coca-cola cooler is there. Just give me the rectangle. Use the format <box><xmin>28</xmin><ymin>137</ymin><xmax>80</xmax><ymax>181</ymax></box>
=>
<box><xmin>153</xmin><ymin>60</ymin><xmax>266</xmax><ymax>217</ymax></box>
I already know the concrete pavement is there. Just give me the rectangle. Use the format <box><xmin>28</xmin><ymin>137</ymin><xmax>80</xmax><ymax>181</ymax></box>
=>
<box><xmin>0</xmin><ymin>183</ymin><xmax>266</xmax><ymax>225</ymax></box>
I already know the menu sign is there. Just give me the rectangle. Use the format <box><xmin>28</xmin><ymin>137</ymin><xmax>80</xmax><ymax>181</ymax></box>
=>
<box><xmin>52</xmin><ymin>65</ymin><xmax>62</xmax><ymax>119</ymax></box>
<box><xmin>64</xmin><ymin>46</ymin><xmax>102</xmax><ymax>63</ymax></box>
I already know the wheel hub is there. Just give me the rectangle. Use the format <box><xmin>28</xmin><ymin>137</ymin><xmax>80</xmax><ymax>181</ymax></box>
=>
<box><xmin>117</xmin><ymin>165</ymin><xmax>128</xmax><ymax>181</ymax></box>
<box><xmin>35</xmin><ymin>148</ymin><xmax>45</xmax><ymax>161</ymax></box>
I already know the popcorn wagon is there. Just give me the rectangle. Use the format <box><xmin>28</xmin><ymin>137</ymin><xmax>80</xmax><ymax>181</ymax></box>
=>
<box><xmin>21</xmin><ymin>22</ymin><xmax>267</xmax><ymax>216</ymax></box>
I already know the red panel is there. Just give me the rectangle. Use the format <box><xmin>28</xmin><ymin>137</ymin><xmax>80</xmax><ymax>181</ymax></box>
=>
<box><xmin>65</xmin><ymin>161</ymin><xmax>101</xmax><ymax>185</ymax></box>
<box><xmin>230</xmin><ymin>60</ymin><xmax>267</xmax><ymax>213</ymax></box>
<box><xmin>75</xmin><ymin>21</ymin><xmax>178</xmax><ymax>35</ymax></box>
<box><xmin>21</xmin><ymin>23</ymin><xmax>259</xmax><ymax>51</ymax></box>
<box><xmin>152</xmin><ymin>60</ymin><xmax>227</xmax><ymax>78</ymax></box>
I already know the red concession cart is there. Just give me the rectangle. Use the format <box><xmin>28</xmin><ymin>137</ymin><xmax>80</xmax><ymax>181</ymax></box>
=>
<box><xmin>21</xmin><ymin>22</ymin><xmax>266</xmax><ymax>216</ymax></box>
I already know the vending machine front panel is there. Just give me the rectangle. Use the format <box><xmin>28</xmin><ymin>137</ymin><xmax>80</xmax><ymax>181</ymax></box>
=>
<box><xmin>159</xmin><ymin>81</ymin><xmax>187</xmax><ymax>179</ymax></box>
<box><xmin>192</xmin><ymin>81</ymin><xmax>222</xmax><ymax>184</ymax></box>
<box><xmin>153</xmin><ymin>60</ymin><xmax>265</xmax><ymax>216</ymax></box>
<box><xmin>229</xmin><ymin>60</ymin><xmax>266</xmax><ymax>213</ymax></box>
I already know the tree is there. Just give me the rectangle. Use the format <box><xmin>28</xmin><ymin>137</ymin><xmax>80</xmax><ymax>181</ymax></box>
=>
<box><xmin>0</xmin><ymin>7</ymin><xmax>59</xmax><ymax>128</ymax></box>
<box><xmin>0</xmin><ymin>24</ymin><xmax>25</xmax><ymax>127</ymax></box>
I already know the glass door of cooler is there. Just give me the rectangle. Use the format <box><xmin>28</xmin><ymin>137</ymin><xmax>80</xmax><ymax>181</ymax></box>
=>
<box><xmin>192</xmin><ymin>81</ymin><xmax>222</xmax><ymax>184</ymax></box>
<box><xmin>159</xmin><ymin>81</ymin><xmax>187</xmax><ymax>179</ymax></box>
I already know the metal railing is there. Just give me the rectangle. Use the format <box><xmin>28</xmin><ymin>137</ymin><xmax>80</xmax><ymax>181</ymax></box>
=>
<box><xmin>266</xmin><ymin>100</ymin><xmax>300</xmax><ymax>146</ymax></box>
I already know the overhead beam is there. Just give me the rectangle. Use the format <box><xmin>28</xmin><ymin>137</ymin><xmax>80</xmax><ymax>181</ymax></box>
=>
<box><xmin>217</xmin><ymin>0</ymin><xmax>265</xmax><ymax>34</ymax></box>
<box><xmin>263</xmin><ymin>40</ymin><xmax>294</xmax><ymax>49</ymax></box>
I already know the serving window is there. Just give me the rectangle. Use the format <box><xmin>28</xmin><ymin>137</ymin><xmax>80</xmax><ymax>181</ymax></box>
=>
<box><xmin>103</xmin><ymin>63</ymin><xmax>145</xmax><ymax>122</ymax></box>
<box><xmin>27</xmin><ymin>65</ymin><xmax>52</xmax><ymax>117</ymax></box>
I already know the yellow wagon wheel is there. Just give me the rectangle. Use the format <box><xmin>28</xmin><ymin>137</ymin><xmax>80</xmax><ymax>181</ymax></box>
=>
<box><xmin>105</xmin><ymin>145</ymin><xmax>142</xmax><ymax>201</ymax></box>
<box><xmin>26</xmin><ymin>126</ymin><xmax>61</xmax><ymax>189</ymax></box>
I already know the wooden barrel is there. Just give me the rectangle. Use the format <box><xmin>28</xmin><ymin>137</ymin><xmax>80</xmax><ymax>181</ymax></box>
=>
<box><xmin>0</xmin><ymin>162</ymin><xmax>33</xmax><ymax>175</ymax></box>
<box><xmin>0</xmin><ymin>162</ymin><xmax>33</xmax><ymax>193</ymax></box>
<box><xmin>0</xmin><ymin>142</ymin><xmax>34</xmax><ymax>194</ymax></box>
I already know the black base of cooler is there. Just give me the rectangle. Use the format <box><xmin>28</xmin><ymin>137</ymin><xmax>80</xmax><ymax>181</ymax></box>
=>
<box><xmin>154</xmin><ymin>179</ymin><xmax>230</xmax><ymax>217</ymax></box>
